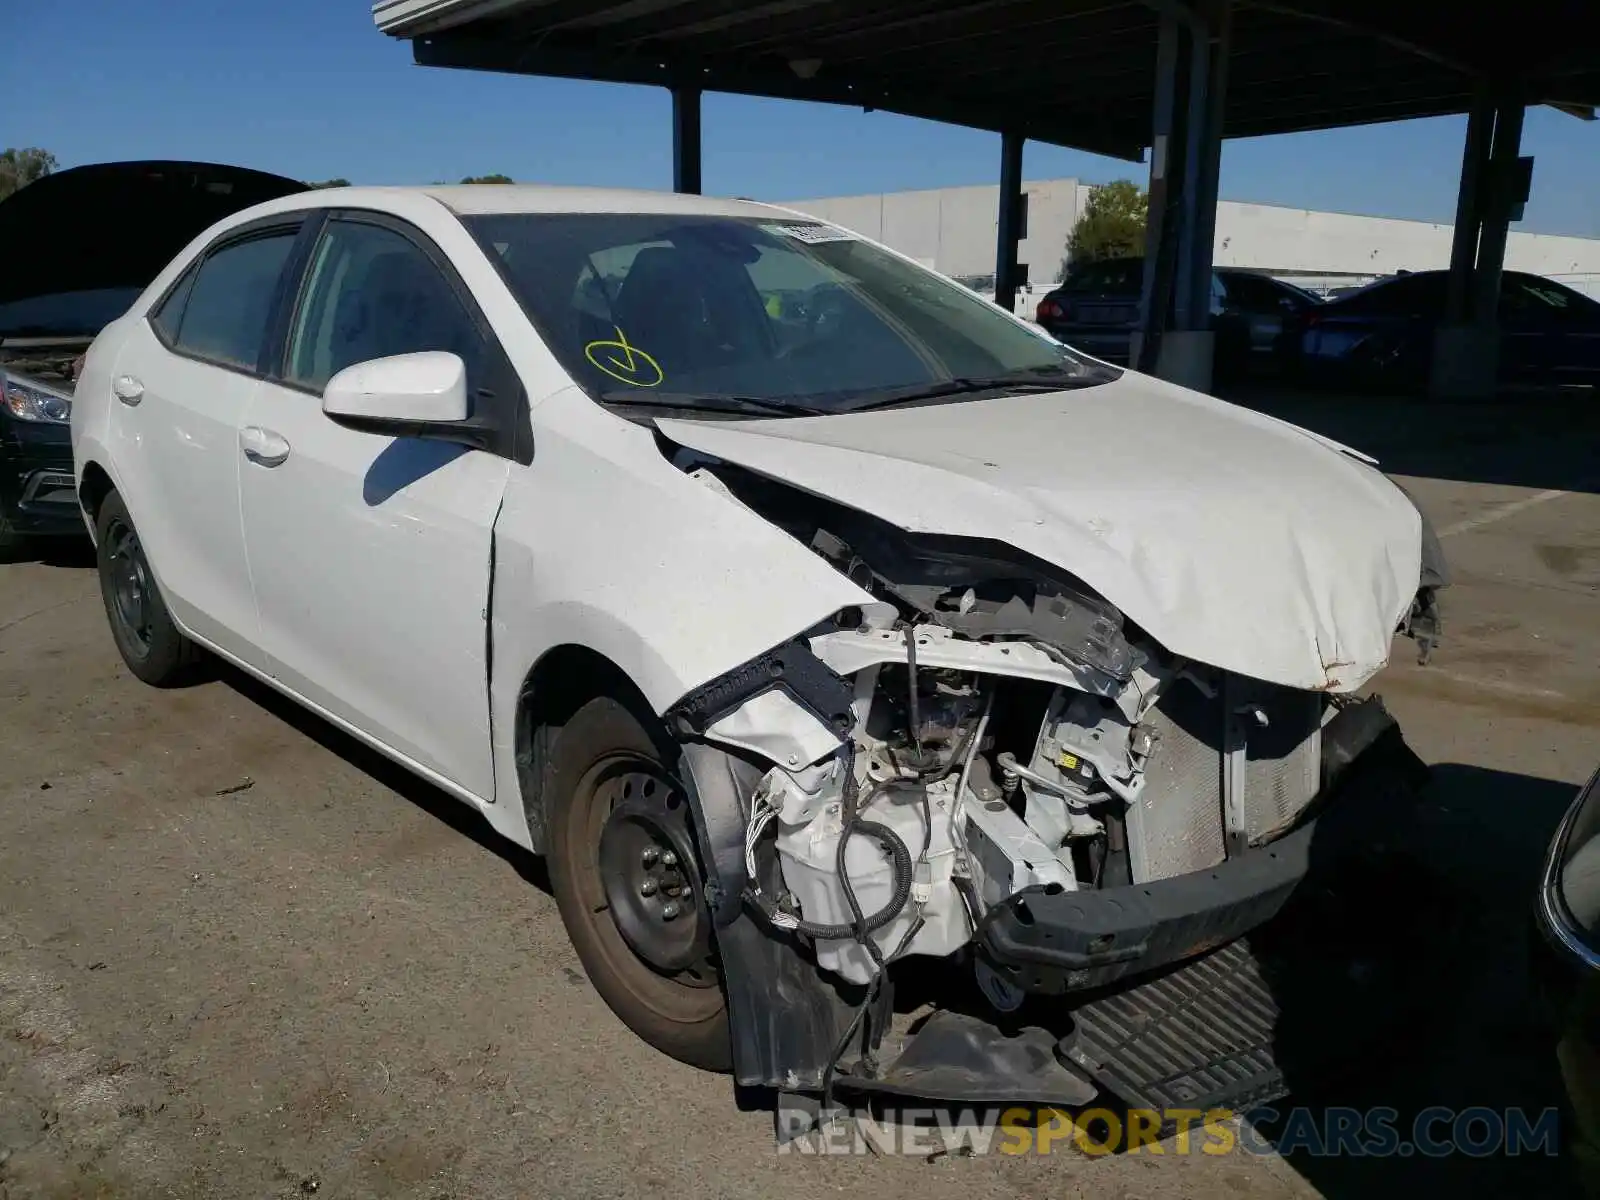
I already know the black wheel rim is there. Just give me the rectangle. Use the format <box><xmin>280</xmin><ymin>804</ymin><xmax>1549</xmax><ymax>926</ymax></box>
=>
<box><xmin>105</xmin><ymin>517</ymin><xmax>153</xmax><ymax>656</ymax></box>
<box><xmin>590</xmin><ymin>761</ymin><xmax>718</xmax><ymax>988</ymax></box>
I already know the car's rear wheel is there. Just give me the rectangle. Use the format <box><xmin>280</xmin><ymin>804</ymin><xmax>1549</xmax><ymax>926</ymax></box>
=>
<box><xmin>94</xmin><ymin>491</ymin><xmax>200</xmax><ymax>686</ymax></box>
<box><xmin>546</xmin><ymin>696</ymin><xmax>731</xmax><ymax>1070</ymax></box>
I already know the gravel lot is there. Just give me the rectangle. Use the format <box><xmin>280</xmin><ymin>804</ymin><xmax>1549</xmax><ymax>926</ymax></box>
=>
<box><xmin>0</xmin><ymin>390</ymin><xmax>1595</xmax><ymax>1199</ymax></box>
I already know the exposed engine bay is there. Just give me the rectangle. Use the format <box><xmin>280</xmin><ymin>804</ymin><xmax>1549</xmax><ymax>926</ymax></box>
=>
<box><xmin>666</xmin><ymin>460</ymin><xmax>1400</xmax><ymax>996</ymax></box>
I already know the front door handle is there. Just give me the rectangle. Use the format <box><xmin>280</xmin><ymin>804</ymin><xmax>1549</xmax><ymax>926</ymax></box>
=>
<box><xmin>240</xmin><ymin>425</ymin><xmax>291</xmax><ymax>467</ymax></box>
<box><xmin>113</xmin><ymin>376</ymin><xmax>144</xmax><ymax>406</ymax></box>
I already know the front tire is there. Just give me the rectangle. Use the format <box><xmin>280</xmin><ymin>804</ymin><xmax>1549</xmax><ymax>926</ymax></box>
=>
<box><xmin>546</xmin><ymin>697</ymin><xmax>731</xmax><ymax>1071</ymax></box>
<box><xmin>94</xmin><ymin>491</ymin><xmax>200</xmax><ymax>686</ymax></box>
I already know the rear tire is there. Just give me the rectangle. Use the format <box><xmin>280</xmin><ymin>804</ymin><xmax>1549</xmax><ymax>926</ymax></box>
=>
<box><xmin>546</xmin><ymin>696</ymin><xmax>732</xmax><ymax>1071</ymax></box>
<box><xmin>94</xmin><ymin>491</ymin><xmax>201</xmax><ymax>686</ymax></box>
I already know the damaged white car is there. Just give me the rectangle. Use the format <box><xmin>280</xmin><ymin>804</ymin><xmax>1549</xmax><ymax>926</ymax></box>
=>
<box><xmin>71</xmin><ymin>186</ymin><xmax>1446</xmax><ymax>1116</ymax></box>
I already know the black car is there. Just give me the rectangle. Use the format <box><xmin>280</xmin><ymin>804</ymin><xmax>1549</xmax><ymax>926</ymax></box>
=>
<box><xmin>0</xmin><ymin>160</ymin><xmax>306</xmax><ymax>551</ymax></box>
<box><xmin>1295</xmin><ymin>269</ymin><xmax>1600</xmax><ymax>391</ymax></box>
<box><xmin>1535</xmin><ymin>765</ymin><xmax>1600</xmax><ymax>1194</ymax></box>
<box><xmin>1033</xmin><ymin>257</ymin><xmax>1320</xmax><ymax>378</ymax></box>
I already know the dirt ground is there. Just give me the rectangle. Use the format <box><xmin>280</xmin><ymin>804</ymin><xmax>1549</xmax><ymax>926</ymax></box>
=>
<box><xmin>0</xmin><ymin>389</ymin><xmax>1596</xmax><ymax>1199</ymax></box>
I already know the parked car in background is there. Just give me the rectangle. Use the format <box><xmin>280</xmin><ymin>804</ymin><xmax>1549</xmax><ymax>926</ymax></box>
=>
<box><xmin>1033</xmin><ymin>257</ymin><xmax>1320</xmax><ymax>379</ymax></box>
<box><xmin>72</xmin><ymin>184</ymin><xmax>1442</xmax><ymax>1110</ymax></box>
<box><xmin>1533</xmin><ymin>764</ymin><xmax>1600</xmax><ymax>1194</ymax></box>
<box><xmin>1293</xmin><ymin>269</ymin><xmax>1600</xmax><ymax>391</ymax></box>
<box><xmin>0</xmin><ymin>160</ymin><xmax>305</xmax><ymax>551</ymax></box>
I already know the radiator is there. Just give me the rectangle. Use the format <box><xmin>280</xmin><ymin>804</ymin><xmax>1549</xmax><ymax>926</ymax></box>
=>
<box><xmin>1133</xmin><ymin>674</ymin><xmax>1322</xmax><ymax>882</ymax></box>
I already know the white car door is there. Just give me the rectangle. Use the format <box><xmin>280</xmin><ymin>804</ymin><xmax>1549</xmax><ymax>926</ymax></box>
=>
<box><xmin>238</xmin><ymin>213</ymin><xmax>513</xmax><ymax>802</ymax></box>
<box><xmin>106</xmin><ymin>219</ymin><xmax>304</xmax><ymax>662</ymax></box>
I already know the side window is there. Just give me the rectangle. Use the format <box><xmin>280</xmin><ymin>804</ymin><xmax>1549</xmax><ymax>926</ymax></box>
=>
<box><xmin>168</xmin><ymin>232</ymin><xmax>298</xmax><ymax>370</ymax></box>
<box><xmin>150</xmin><ymin>264</ymin><xmax>199</xmax><ymax>344</ymax></box>
<box><xmin>285</xmin><ymin>219</ymin><xmax>485</xmax><ymax>393</ymax></box>
<box><xmin>1221</xmin><ymin>273</ymin><xmax>1280</xmax><ymax>312</ymax></box>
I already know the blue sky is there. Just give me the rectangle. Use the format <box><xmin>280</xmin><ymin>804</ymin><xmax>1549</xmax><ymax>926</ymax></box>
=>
<box><xmin>6</xmin><ymin>0</ymin><xmax>1598</xmax><ymax>237</ymax></box>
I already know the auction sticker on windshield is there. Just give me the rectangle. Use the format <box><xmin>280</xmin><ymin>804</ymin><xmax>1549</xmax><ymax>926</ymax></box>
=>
<box><xmin>762</xmin><ymin>223</ymin><xmax>856</xmax><ymax>244</ymax></box>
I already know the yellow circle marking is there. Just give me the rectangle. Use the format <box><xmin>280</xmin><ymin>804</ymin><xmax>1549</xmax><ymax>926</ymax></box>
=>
<box><xmin>585</xmin><ymin>326</ymin><xmax>664</xmax><ymax>388</ymax></box>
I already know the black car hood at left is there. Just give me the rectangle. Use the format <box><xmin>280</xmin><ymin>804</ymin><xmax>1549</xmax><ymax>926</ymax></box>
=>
<box><xmin>0</xmin><ymin>160</ymin><xmax>308</xmax><ymax>309</ymax></box>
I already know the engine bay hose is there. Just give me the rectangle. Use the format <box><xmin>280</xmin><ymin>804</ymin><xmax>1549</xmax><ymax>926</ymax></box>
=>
<box><xmin>747</xmin><ymin>815</ymin><xmax>914</xmax><ymax>941</ymax></box>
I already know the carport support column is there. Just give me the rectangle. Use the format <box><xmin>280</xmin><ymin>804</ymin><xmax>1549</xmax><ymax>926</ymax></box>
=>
<box><xmin>1430</xmin><ymin>94</ymin><xmax>1523</xmax><ymax>397</ymax></box>
<box><xmin>1444</xmin><ymin>91</ymin><xmax>1493</xmax><ymax>324</ymax></box>
<box><xmin>994</xmin><ymin>130</ymin><xmax>1025</xmax><ymax>314</ymax></box>
<box><xmin>1472</xmin><ymin>100</ymin><xmax>1525</xmax><ymax>330</ymax></box>
<box><xmin>1134</xmin><ymin>12</ymin><xmax>1183</xmax><ymax>374</ymax></box>
<box><xmin>672</xmin><ymin>86</ymin><xmax>702</xmax><ymax>195</ymax></box>
<box><xmin>1155</xmin><ymin>0</ymin><xmax>1229</xmax><ymax>393</ymax></box>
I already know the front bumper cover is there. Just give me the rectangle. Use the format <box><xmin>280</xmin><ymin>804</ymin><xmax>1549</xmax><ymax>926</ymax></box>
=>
<box><xmin>1</xmin><ymin>413</ymin><xmax>79</xmax><ymax>536</ymax></box>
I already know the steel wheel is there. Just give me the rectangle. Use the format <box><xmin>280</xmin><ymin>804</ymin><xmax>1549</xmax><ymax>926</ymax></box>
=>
<box><xmin>93</xmin><ymin>490</ymin><xmax>200</xmax><ymax>687</ymax></box>
<box><xmin>546</xmin><ymin>697</ymin><xmax>730</xmax><ymax>1070</ymax></box>
<box><xmin>104</xmin><ymin>516</ymin><xmax>153</xmax><ymax>657</ymax></box>
<box><xmin>590</xmin><ymin>760</ymin><xmax>719</xmax><ymax>989</ymax></box>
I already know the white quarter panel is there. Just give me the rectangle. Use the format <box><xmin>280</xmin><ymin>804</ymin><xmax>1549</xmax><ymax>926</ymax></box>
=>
<box><xmin>105</xmin><ymin>319</ymin><xmax>262</xmax><ymax>662</ymax></box>
<box><xmin>240</xmin><ymin>380</ymin><xmax>509</xmax><ymax>800</ymax></box>
<box><xmin>70</xmin><ymin>315</ymin><xmax>134</xmax><ymax>538</ymax></box>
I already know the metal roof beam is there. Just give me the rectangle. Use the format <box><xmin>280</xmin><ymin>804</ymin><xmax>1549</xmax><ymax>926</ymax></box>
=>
<box><xmin>412</xmin><ymin>31</ymin><xmax>1148</xmax><ymax>160</ymax></box>
<box><xmin>1238</xmin><ymin>0</ymin><xmax>1479</xmax><ymax>76</ymax></box>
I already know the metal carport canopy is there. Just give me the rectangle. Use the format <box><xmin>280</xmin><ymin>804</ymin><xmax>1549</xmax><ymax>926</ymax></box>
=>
<box><xmin>374</xmin><ymin>0</ymin><xmax>1600</xmax><ymax>163</ymax></box>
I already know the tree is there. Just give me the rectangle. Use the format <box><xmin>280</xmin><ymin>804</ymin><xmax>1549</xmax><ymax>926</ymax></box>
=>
<box><xmin>1062</xmin><ymin>179</ymin><xmax>1148</xmax><ymax>275</ymax></box>
<box><xmin>0</xmin><ymin>148</ymin><xmax>58</xmax><ymax>201</ymax></box>
<box><xmin>306</xmin><ymin>178</ymin><xmax>351</xmax><ymax>189</ymax></box>
<box><xmin>459</xmin><ymin>173</ymin><xmax>514</xmax><ymax>185</ymax></box>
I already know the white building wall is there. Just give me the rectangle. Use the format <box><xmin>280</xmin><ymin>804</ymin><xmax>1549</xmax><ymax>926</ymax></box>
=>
<box><xmin>779</xmin><ymin>180</ymin><xmax>1600</xmax><ymax>298</ymax></box>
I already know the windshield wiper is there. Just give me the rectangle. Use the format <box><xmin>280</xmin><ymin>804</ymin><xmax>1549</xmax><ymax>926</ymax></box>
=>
<box><xmin>598</xmin><ymin>390</ymin><xmax>832</xmax><ymax>418</ymax></box>
<box><xmin>841</xmin><ymin>369</ymin><xmax>1094</xmax><ymax>412</ymax></box>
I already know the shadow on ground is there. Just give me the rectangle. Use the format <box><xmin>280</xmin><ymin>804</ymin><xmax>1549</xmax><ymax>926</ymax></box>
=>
<box><xmin>0</xmin><ymin>534</ymin><xmax>93</xmax><ymax>568</ymax></box>
<box><xmin>1221</xmin><ymin>384</ymin><xmax>1600</xmax><ymax>494</ymax></box>
<box><xmin>215</xmin><ymin>663</ymin><xmax>552</xmax><ymax>897</ymax></box>
<box><xmin>1254</xmin><ymin>761</ymin><xmax>1581</xmax><ymax>1198</ymax></box>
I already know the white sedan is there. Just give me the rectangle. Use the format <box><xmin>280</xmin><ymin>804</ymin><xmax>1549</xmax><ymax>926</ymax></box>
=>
<box><xmin>72</xmin><ymin>185</ymin><xmax>1439</xmax><ymax>1108</ymax></box>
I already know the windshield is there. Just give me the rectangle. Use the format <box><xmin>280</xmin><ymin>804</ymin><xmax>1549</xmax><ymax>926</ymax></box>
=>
<box><xmin>466</xmin><ymin>213</ymin><xmax>1116</xmax><ymax>415</ymax></box>
<box><xmin>0</xmin><ymin>287</ymin><xmax>143</xmax><ymax>339</ymax></box>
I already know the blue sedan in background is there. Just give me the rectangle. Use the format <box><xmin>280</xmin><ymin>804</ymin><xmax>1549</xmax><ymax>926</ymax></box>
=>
<box><xmin>1296</xmin><ymin>270</ymin><xmax>1600</xmax><ymax>391</ymax></box>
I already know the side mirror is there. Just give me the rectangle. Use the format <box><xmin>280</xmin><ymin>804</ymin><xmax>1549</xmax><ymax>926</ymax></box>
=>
<box><xmin>323</xmin><ymin>351</ymin><xmax>469</xmax><ymax>427</ymax></box>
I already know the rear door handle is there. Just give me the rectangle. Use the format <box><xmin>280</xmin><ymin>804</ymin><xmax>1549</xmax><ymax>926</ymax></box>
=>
<box><xmin>113</xmin><ymin>376</ymin><xmax>144</xmax><ymax>406</ymax></box>
<box><xmin>239</xmin><ymin>425</ymin><xmax>291</xmax><ymax>467</ymax></box>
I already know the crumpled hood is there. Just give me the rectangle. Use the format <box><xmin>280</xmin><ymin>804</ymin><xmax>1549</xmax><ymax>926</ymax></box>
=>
<box><xmin>657</xmin><ymin>371</ymin><xmax>1421</xmax><ymax>692</ymax></box>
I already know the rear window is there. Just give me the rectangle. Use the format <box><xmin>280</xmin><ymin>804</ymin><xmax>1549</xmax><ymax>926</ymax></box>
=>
<box><xmin>160</xmin><ymin>231</ymin><xmax>297</xmax><ymax>370</ymax></box>
<box><xmin>1330</xmin><ymin>274</ymin><xmax>1446</xmax><ymax>316</ymax></box>
<box><xmin>1060</xmin><ymin>259</ymin><xmax>1144</xmax><ymax>295</ymax></box>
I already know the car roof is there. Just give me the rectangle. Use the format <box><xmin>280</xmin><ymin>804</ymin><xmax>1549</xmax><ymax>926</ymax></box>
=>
<box><xmin>273</xmin><ymin>184</ymin><xmax>803</xmax><ymax>221</ymax></box>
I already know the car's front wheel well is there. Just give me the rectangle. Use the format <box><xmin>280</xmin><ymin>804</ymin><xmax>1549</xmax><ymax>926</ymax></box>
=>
<box><xmin>78</xmin><ymin>462</ymin><xmax>115</xmax><ymax>531</ymax></box>
<box><xmin>514</xmin><ymin>645</ymin><xmax>659</xmax><ymax>853</ymax></box>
